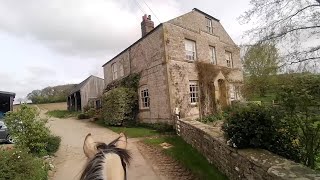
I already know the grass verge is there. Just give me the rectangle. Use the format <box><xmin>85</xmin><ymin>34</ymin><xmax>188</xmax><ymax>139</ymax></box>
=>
<box><xmin>46</xmin><ymin>110</ymin><xmax>80</xmax><ymax>118</ymax></box>
<box><xmin>143</xmin><ymin>136</ymin><xmax>228</xmax><ymax>180</ymax></box>
<box><xmin>95</xmin><ymin>120</ymin><xmax>175</xmax><ymax>138</ymax></box>
<box><xmin>107</xmin><ymin>126</ymin><xmax>160</xmax><ymax>138</ymax></box>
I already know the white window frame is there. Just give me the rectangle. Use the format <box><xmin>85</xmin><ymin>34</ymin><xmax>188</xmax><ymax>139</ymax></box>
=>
<box><xmin>225</xmin><ymin>51</ymin><xmax>233</xmax><ymax>68</ymax></box>
<box><xmin>185</xmin><ymin>39</ymin><xmax>196</xmax><ymax>61</ymax></box>
<box><xmin>230</xmin><ymin>84</ymin><xmax>240</xmax><ymax>100</ymax></box>
<box><xmin>140</xmin><ymin>87</ymin><xmax>150</xmax><ymax>109</ymax></box>
<box><xmin>111</xmin><ymin>63</ymin><xmax>118</xmax><ymax>80</ymax></box>
<box><xmin>209</xmin><ymin>46</ymin><xmax>217</xmax><ymax>64</ymax></box>
<box><xmin>206</xmin><ymin>17</ymin><xmax>213</xmax><ymax>33</ymax></box>
<box><xmin>189</xmin><ymin>81</ymin><xmax>199</xmax><ymax>104</ymax></box>
<box><xmin>119</xmin><ymin>63</ymin><xmax>124</xmax><ymax>77</ymax></box>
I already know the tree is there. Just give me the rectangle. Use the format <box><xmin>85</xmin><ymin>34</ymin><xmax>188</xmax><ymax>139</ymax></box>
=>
<box><xmin>242</xmin><ymin>43</ymin><xmax>279</xmax><ymax>97</ymax></box>
<box><xmin>239</xmin><ymin>0</ymin><xmax>320</xmax><ymax>71</ymax></box>
<box><xmin>276</xmin><ymin>74</ymin><xmax>320</xmax><ymax>168</ymax></box>
<box><xmin>27</xmin><ymin>84</ymin><xmax>76</xmax><ymax>104</ymax></box>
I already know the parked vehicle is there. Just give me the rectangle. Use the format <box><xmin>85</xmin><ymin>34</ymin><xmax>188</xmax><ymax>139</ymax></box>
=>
<box><xmin>0</xmin><ymin>118</ymin><xmax>14</xmax><ymax>143</ymax></box>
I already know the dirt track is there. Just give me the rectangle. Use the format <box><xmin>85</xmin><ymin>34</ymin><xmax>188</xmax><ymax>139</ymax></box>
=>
<box><xmin>47</xmin><ymin>116</ymin><xmax>161</xmax><ymax>180</ymax></box>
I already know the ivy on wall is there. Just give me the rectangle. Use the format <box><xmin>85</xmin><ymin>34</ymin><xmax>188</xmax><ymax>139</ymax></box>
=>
<box><xmin>101</xmin><ymin>73</ymin><xmax>140</xmax><ymax>126</ymax></box>
<box><xmin>195</xmin><ymin>62</ymin><xmax>232</xmax><ymax>117</ymax></box>
<box><xmin>104</xmin><ymin>73</ymin><xmax>141</xmax><ymax>92</ymax></box>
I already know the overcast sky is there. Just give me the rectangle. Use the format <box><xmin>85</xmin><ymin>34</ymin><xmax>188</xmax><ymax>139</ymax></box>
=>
<box><xmin>0</xmin><ymin>0</ymin><xmax>251</xmax><ymax>101</ymax></box>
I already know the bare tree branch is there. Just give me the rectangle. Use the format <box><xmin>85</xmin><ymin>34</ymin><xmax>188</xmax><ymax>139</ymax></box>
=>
<box><xmin>289</xmin><ymin>57</ymin><xmax>320</xmax><ymax>64</ymax></box>
<box><xmin>264</xmin><ymin>26</ymin><xmax>320</xmax><ymax>41</ymax></box>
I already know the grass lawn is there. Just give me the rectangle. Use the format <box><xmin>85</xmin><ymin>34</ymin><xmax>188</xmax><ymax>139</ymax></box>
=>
<box><xmin>248</xmin><ymin>93</ymin><xmax>276</xmax><ymax>102</ymax></box>
<box><xmin>46</xmin><ymin>110</ymin><xmax>80</xmax><ymax>118</ymax></box>
<box><xmin>95</xmin><ymin>120</ymin><xmax>175</xmax><ymax>138</ymax></box>
<box><xmin>105</xmin><ymin>126</ymin><xmax>161</xmax><ymax>138</ymax></box>
<box><xmin>144</xmin><ymin>136</ymin><xmax>228</xmax><ymax>180</ymax></box>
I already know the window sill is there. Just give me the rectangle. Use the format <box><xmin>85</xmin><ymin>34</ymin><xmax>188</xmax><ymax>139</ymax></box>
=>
<box><xmin>185</xmin><ymin>59</ymin><xmax>196</xmax><ymax>63</ymax></box>
<box><xmin>190</xmin><ymin>103</ymin><xmax>198</xmax><ymax>107</ymax></box>
<box><xmin>140</xmin><ymin>108</ymin><xmax>150</xmax><ymax>111</ymax></box>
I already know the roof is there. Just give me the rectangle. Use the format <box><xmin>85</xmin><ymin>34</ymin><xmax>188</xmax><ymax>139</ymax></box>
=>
<box><xmin>192</xmin><ymin>8</ymin><xmax>220</xmax><ymax>22</ymax></box>
<box><xmin>69</xmin><ymin>75</ymin><xmax>103</xmax><ymax>95</ymax></box>
<box><xmin>102</xmin><ymin>24</ymin><xmax>163</xmax><ymax>67</ymax></box>
<box><xmin>0</xmin><ymin>91</ymin><xmax>15</xmax><ymax>97</ymax></box>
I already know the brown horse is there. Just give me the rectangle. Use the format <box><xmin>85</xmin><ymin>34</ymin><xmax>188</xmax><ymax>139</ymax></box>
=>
<box><xmin>81</xmin><ymin>133</ymin><xmax>131</xmax><ymax>180</ymax></box>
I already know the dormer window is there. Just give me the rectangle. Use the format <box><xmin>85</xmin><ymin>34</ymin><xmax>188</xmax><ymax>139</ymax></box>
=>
<box><xmin>111</xmin><ymin>63</ymin><xmax>118</xmax><ymax>80</ymax></box>
<box><xmin>206</xmin><ymin>17</ymin><xmax>213</xmax><ymax>33</ymax></box>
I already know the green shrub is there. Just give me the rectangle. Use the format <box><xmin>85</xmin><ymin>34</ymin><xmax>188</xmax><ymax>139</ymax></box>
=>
<box><xmin>275</xmin><ymin>74</ymin><xmax>320</xmax><ymax>168</ymax></box>
<box><xmin>5</xmin><ymin>105</ymin><xmax>51</xmax><ymax>155</ymax></box>
<box><xmin>102</xmin><ymin>87</ymin><xmax>138</xmax><ymax>126</ymax></box>
<box><xmin>198</xmin><ymin>113</ymin><xmax>225</xmax><ymax>123</ymax></box>
<box><xmin>45</xmin><ymin>135</ymin><xmax>61</xmax><ymax>155</ymax></box>
<box><xmin>222</xmin><ymin>104</ymin><xmax>301</xmax><ymax>162</ymax></box>
<box><xmin>0</xmin><ymin>149</ymin><xmax>48</xmax><ymax>180</ymax></box>
<box><xmin>86</xmin><ymin>108</ymin><xmax>96</xmax><ymax>118</ymax></box>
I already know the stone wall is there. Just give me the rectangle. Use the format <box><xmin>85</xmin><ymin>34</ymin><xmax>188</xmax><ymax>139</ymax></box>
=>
<box><xmin>176</xmin><ymin>118</ymin><xmax>320</xmax><ymax>180</ymax></box>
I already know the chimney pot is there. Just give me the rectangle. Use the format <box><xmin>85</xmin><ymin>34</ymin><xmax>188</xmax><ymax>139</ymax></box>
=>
<box><xmin>141</xmin><ymin>14</ymin><xmax>154</xmax><ymax>37</ymax></box>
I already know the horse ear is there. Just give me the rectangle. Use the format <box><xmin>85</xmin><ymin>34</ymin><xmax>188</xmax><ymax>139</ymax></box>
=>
<box><xmin>116</xmin><ymin>133</ymin><xmax>127</xmax><ymax>149</ymax></box>
<box><xmin>83</xmin><ymin>133</ymin><xmax>97</xmax><ymax>159</ymax></box>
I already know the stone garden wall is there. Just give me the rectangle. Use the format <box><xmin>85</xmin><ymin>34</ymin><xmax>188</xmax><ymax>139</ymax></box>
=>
<box><xmin>176</xmin><ymin>118</ymin><xmax>320</xmax><ymax>180</ymax></box>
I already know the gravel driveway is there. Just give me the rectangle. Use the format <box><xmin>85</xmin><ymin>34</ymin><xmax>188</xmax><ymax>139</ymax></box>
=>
<box><xmin>47</xmin><ymin>116</ymin><xmax>161</xmax><ymax>180</ymax></box>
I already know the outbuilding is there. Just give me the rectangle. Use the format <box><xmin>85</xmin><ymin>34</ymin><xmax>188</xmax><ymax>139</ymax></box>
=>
<box><xmin>0</xmin><ymin>91</ymin><xmax>15</xmax><ymax>118</ymax></box>
<box><xmin>67</xmin><ymin>75</ymin><xmax>104</xmax><ymax>111</ymax></box>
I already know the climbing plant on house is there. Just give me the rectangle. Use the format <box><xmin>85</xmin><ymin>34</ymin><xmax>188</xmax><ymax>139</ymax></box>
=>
<box><xmin>101</xmin><ymin>73</ymin><xmax>140</xmax><ymax>126</ymax></box>
<box><xmin>195</xmin><ymin>62</ymin><xmax>232</xmax><ymax>117</ymax></box>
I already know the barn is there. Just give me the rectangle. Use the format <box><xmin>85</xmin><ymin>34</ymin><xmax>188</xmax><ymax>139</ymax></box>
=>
<box><xmin>67</xmin><ymin>75</ymin><xmax>104</xmax><ymax>111</ymax></box>
<box><xmin>0</xmin><ymin>91</ymin><xmax>15</xmax><ymax>118</ymax></box>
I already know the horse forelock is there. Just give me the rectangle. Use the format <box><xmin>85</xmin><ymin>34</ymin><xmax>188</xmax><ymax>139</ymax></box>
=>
<box><xmin>80</xmin><ymin>139</ymin><xmax>131</xmax><ymax>180</ymax></box>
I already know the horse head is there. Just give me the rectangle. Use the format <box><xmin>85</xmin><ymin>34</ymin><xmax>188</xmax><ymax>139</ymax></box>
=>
<box><xmin>81</xmin><ymin>133</ymin><xmax>131</xmax><ymax>180</ymax></box>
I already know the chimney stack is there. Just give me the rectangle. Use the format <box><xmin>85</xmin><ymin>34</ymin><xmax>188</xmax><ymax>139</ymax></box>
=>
<box><xmin>141</xmin><ymin>14</ymin><xmax>154</xmax><ymax>37</ymax></box>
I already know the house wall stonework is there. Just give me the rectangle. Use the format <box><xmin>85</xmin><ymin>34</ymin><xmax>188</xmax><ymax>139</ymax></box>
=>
<box><xmin>164</xmin><ymin>10</ymin><xmax>243</xmax><ymax>118</ymax></box>
<box><xmin>103</xmin><ymin>26</ymin><xmax>172</xmax><ymax>123</ymax></box>
<box><xmin>103</xmin><ymin>9</ymin><xmax>244</xmax><ymax>123</ymax></box>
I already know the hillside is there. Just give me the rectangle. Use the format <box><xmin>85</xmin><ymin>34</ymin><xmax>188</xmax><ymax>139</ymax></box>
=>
<box><xmin>27</xmin><ymin>84</ymin><xmax>77</xmax><ymax>104</ymax></box>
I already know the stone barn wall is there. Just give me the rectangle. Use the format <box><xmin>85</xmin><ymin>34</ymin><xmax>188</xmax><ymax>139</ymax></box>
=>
<box><xmin>176</xmin><ymin>119</ymin><xmax>320</xmax><ymax>180</ymax></box>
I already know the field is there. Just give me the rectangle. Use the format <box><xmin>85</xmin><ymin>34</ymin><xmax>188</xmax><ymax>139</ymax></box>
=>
<box><xmin>13</xmin><ymin>102</ymin><xmax>67</xmax><ymax>111</ymax></box>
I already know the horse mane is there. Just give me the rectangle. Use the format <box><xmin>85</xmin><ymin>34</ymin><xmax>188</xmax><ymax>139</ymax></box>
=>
<box><xmin>80</xmin><ymin>136</ymin><xmax>131</xmax><ymax>180</ymax></box>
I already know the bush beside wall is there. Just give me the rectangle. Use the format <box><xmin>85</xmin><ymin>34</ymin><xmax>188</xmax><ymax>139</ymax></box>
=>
<box><xmin>101</xmin><ymin>87</ymin><xmax>138</xmax><ymax>126</ymax></box>
<box><xmin>177</xmin><ymin>119</ymin><xmax>320</xmax><ymax>180</ymax></box>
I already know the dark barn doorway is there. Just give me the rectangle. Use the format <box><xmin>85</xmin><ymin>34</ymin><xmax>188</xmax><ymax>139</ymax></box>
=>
<box><xmin>0</xmin><ymin>91</ymin><xmax>15</xmax><ymax>118</ymax></box>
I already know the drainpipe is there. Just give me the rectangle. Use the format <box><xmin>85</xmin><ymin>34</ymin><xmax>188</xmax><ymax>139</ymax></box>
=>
<box><xmin>175</xmin><ymin>107</ymin><xmax>181</xmax><ymax>136</ymax></box>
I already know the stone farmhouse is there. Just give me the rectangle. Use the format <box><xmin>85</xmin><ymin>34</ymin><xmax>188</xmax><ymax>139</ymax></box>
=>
<box><xmin>102</xmin><ymin>8</ymin><xmax>243</xmax><ymax>124</ymax></box>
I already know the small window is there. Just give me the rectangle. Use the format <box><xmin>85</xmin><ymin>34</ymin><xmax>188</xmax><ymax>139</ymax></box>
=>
<box><xmin>185</xmin><ymin>39</ymin><xmax>196</xmax><ymax>61</ymax></box>
<box><xmin>230</xmin><ymin>84</ymin><xmax>240</xmax><ymax>100</ymax></box>
<box><xmin>189</xmin><ymin>81</ymin><xmax>199</xmax><ymax>104</ymax></box>
<box><xmin>225</xmin><ymin>51</ymin><xmax>233</xmax><ymax>68</ymax></box>
<box><xmin>206</xmin><ymin>17</ymin><xmax>213</xmax><ymax>33</ymax></box>
<box><xmin>119</xmin><ymin>63</ymin><xmax>124</xmax><ymax>77</ymax></box>
<box><xmin>209</xmin><ymin>46</ymin><xmax>216</xmax><ymax>64</ymax></box>
<box><xmin>96</xmin><ymin>100</ymin><xmax>102</xmax><ymax>109</ymax></box>
<box><xmin>111</xmin><ymin>63</ymin><xmax>118</xmax><ymax>80</ymax></box>
<box><xmin>140</xmin><ymin>88</ymin><xmax>150</xmax><ymax>108</ymax></box>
